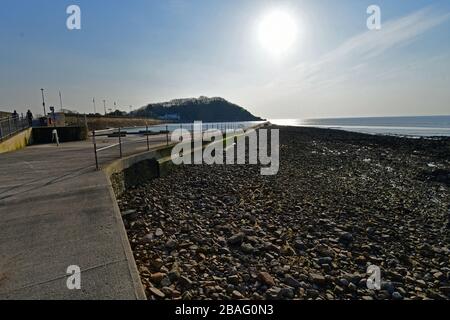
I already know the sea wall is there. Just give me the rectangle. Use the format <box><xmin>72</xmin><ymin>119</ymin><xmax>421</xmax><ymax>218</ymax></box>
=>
<box><xmin>104</xmin><ymin>145</ymin><xmax>175</xmax><ymax>197</ymax></box>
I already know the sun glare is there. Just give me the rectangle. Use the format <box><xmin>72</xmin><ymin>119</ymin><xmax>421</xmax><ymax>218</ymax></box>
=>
<box><xmin>258</xmin><ymin>10</ymin><xmax>298</xmax><ymax>56</ymax></box>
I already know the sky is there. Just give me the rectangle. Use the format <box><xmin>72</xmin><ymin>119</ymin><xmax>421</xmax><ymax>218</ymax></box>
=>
<box><xmin>0</xmin><ymin>0</ymin><xmax>449</xmax><ymax>119</ymax></box>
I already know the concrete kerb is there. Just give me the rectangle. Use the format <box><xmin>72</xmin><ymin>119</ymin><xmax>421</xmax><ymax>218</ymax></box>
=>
<box><xmin>103</xmin><ymin>179</ymin><xmax>147</xmax><ymax>300</ymax></box>
<box><xmin>101</xmin><ymin>144</ymin><xmax>177</xmax><ymax>300</ymax></box>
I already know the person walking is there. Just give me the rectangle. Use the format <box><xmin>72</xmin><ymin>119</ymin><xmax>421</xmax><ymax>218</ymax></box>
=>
<box><xmin>12</xmin><ymin>110</ymin><xmax>18</xmax><ymax>130</ymax></box>
<box><xmin>26</xmin><ymin>109</ymin><xmax>33</xmax><ymax>127</ymax></box>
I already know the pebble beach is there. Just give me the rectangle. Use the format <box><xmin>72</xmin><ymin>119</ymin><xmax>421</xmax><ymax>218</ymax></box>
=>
<box><xmin>118</xmin><ymin>126</ymin><xmax>450</xmax><ymax>300</ymax></box>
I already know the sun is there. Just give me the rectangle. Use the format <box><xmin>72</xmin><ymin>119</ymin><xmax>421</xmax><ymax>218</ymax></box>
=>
<box><xmin>258</xmin><ymin>10</ymin><xmax>298</xmax><ymax>56</ymax></box>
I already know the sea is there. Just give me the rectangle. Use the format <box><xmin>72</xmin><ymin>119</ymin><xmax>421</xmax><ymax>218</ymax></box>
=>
<box><xmin>120</xmin><ymin>116</ymin><xmax>450</xmax><ymax>138</ymax></box>
<box><xmin>122</xmin><ymin>121</ymin><xmax>266</xmax><ymax>134</ymax></box>
<box><xmin>270</xmin><ymin>115</ymin><xmax>450</xmax><ymax>137</ymax></box>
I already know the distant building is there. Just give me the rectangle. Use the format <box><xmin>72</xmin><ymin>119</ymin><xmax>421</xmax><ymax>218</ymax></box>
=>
<box><xmin>47</xmin><ymin>112</ymin><xmax>66</xmax><ymax>127</ymax></box>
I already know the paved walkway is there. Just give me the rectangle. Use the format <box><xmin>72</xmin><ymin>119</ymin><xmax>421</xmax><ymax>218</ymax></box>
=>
<box><xmin>0</xmin><ymin>135</ymin><xmax>168</xmax><ymax>299</ymax></box>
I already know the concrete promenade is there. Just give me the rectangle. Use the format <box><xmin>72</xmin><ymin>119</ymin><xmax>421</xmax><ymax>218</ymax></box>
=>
<box><xmin>0</xmin><ymin>134</ymin><xmax>168</xmax><ymax>299</ymax></box>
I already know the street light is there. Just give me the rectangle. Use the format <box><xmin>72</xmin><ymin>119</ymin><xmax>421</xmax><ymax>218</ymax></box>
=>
<box><xmin>40</xmin><ymin>88</ymin><xmax>47</xmax><ymax>116</ymax></box>
<box><xmin>103</xmin><ymin>99</ymin><xmax>106</xmax><ymax>116</ymax></box>
<box><xmin>59</xmin><ymin>91</ymin><xmax>63</xmax><ymax>112</ymax></box>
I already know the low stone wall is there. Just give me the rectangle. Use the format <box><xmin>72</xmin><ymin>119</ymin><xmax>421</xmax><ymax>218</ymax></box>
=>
<box><xmin>32</xmin><ymin>126</ymin><xmax>88</xmax><ymax>144</ymax></box>
<box><xmin>104</xmin><ymin>145</ymin><xmax>174</xmax><ymax>197</ymax></box>
<box><xmin>0</xmin><ymin>128</ymin><xmax>32</xmax><ymax>154</ymax></box>
<box><xmin>110</xmin><ymin>159</ymin><xmax>160</xmax><ymax>196</ymax></box>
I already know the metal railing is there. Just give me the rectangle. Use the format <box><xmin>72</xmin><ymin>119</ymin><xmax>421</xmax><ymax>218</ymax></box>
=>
<box><xmin>92</xmin><ymin>125</ymin><xmax>171</xmax><ymax>170</ymax></box>
<box><xmin>91</xmin><ymin>122</ymin><xmax>262</xmax><ymax>170</ymax></box>
<box><xmin>0</xmin><ymin>115</ymin><xmax>30</xmax><ymax>142</ymax></box>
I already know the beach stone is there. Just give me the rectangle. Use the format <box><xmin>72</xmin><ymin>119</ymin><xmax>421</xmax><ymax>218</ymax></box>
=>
<box><xmin>150</xmin><ymin>272</ymin><xmax>165</xmax><ymax>284</ymax></box>
<box><xmin>252</xmin><ymin>292</ymin><xmax>263</xmax><ymax>299</ymax></box>
<box><xmin>165</xmin><ymin>239</ymin><xmax>177</xmax><ymax>250</ymax></box>
<box><xmin>281</xmin><ymin>244</ymin><xmax>296</xmax><ymax>256</ymax></box>
<box><xmin>318</xmin><ymin>257</ymin><xmax>333</xmax><ymax>265</ymax></box>
<box><xmin>142</xmin><ymin>233</ymin><xmax>154</xmax><ymax>243</ymax></box>
<box><xmin>228</xmin><ymin>233</ymin><xmax>245</xmax><ymax>245</ymax></box>
<box><xmin>339</xmin><ymin>278</ymin><xmax>349</xmax><ymax>287</ymax></box>
<box><xmin>339</xmin><ymin>232</ymin><xmax>354</xmax><ymax>244</ymax></box>
<box><xmin>182</xmin><ymin>291</ymin><xmax>193</xmax><ymax>300</ymax></box>
<box><xmin>392</xmin><ymin>292</ymin><xmax>403</xmax><ymax>300</ymax></box>
<box><xmin>306</xmin><ymin>289</ymin><xmax>319</xmax><ymax>298</ymax></box>
<box><xmin>228</xmin><ymin>275</ymin><xmax>240</xmax><ymax>285</ymax></box>
<box><xmin>264</xmin><ymin>242</ymin><xmax>281</xmax><ymax>253</ymax></box>
<box><xmin>121</xmin><ymin>209</ymin><xmax>136</xmax><ymax>217</ymax></box>
<box><xmin>348</xmin><ymin>282</ymin><xmax>357</xmax><ymax>292</ymax></box>
<box><xmin>258</xmin><ymin>272</ymin><xmax>276</xmax><ymax>287</ymax></box>
<box><xmin>433</xmin><ymin>272</ymin><xmax>445</xmax><ymax>281</ymax></box>
<box><xmin>416</xmin><ymin>279</ymin><xmax>427</xmax><ymax>288</ymax></box>
<box><xmin>161</xmin><ymin>287</ymin><xmax>174</xmax><ymax>296</ymax></box>
<box><xmin>355</xmin><ymin>256</ymin><xmax>366</xmax><ymax>264</ymax></box>
<box><xmin>310</xmin><ymin>273</ymin><xmax>326</xmax><ymax>285</ymax></box>
<box><xmin>266</xmin><ymin>287</ymin><xmax>281</xmax><ymax>299</ymax></box>
<box><xmin>241</xmin><ymin>242</ymin><xmax>254</xmax><ymax>254</ymax></box>
<box><xmin>161</xmin><ymin>276</ymin><xmax>172</xmax><ymax>287</ymax></box>
<box><xmin>168</xmin><ymin>269</ymin><xmax>180</xmax><ymax>281</ymax></box>
<box><xmin>279</xmin><ymin>287</ymin><xmax>295</xmax><ymax>299</ymax></box>
<box><xmin>178</xmin><ymin>276</ymin><xmax>193</xmax><ymax>289</ymax></box>
<box><xmin>284</xmin><ymin>275</ymin><xmax>302</xmax><ymax>288</ymax></box>
<box><xmin>294</xmin><ymin>240</ymin><xmax>306</xmax><ymax>250</ymax></box>
<box><xmin>334</xmin><ymin>285</ymin><xmax>344</xmax><ymax>294</ymax></box>
<box><xmin>232</xmin><ymin>290</ymin><xmax>245</xmax><ymax>299</ymax></box>
<box><xmin>155</xmin><ymin>228</ymin><xmax>164</xmax><ymax>237</ymax></box>
<box><xmin>149</xmin><ymin>287</ymin><xmax>165</xmax><ymax>299</ymax></box>
<box><xmin>150</xmin><ymin>258</ymin><xmax>163</xmax><ymax>270</ymax></box>
<box><xmin>439</xmin><ymin>286</ymin><xmax>450</xmax><ymax>295</ymax></box>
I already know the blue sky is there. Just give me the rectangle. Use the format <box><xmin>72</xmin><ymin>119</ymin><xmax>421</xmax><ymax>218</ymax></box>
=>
<box><xmin>1</xmin><ymin>0</ymin><xmax>449</xmax><ymax>118</ymax></box>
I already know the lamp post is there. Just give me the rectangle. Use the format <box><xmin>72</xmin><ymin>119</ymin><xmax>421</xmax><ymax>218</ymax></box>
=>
<box><xmin>103</xmin><ymin>100</ymin><xmax>106</xmax><ymax>116</ymax></box>
<box><xmin>59</xmin><ymin>91</ymin><xmax>63</xmax><ymax>112</ymax></box>
<box><xmin>93</xmin><ymin>98</ymin><xmax>96</xmax><ymax>115</ymax></box>
<box><xmin>40</xmin><ymin>88</ymin><xmax>47</xmax><ymax>117</ymax></box>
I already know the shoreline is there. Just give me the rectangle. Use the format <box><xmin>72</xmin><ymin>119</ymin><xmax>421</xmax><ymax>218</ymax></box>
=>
<box><xmin>269</xmin><ymin>116</ymin><xmax>450</xmax><ymax>138</ymax></box>
<box><xmin>118</xmin><ymin>126</ymin><xmax>450</xmax><ymax>300</ymax></box>
<box><xmin>295</xmin><ymin>125</ymin><xmax>450</xmax><ymax>138</ymax></box>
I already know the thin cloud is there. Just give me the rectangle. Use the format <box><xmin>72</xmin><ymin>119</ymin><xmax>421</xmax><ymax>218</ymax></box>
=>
<box><xmin>270</xmin><ymin>7</ymin><xmax>450</xmax><ymax>90</ymax></box>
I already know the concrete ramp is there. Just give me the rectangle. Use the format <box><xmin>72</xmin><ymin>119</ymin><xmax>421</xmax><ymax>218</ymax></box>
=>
<box><xmin>0</xmin><ymin>141</ymin><xmax>146</xmax><ymax>299</ymax></box>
